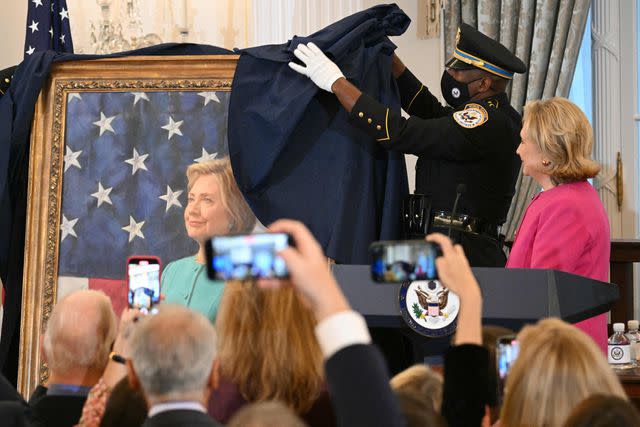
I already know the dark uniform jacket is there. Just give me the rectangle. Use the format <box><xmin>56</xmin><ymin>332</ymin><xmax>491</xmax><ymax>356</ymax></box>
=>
<box><xmin>349</xmin><ymin>68</ymin><xmax>522</xmax><ymax>226</ymax></box>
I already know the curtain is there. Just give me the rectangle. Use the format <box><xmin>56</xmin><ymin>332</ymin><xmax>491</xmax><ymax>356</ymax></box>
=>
<box><xmin>443</xmin><ymin>0</ymin><xmax>591</xmax><ymax>239</ymax></box>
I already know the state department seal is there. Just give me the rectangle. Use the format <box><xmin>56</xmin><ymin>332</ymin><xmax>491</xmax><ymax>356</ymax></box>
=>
<box><xmin>399</xmin><ymin>280</ymin><xmax>460</xmax><ymax>337</ymax></box>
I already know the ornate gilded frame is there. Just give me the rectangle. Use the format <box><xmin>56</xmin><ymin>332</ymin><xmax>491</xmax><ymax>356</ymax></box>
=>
<box><xmin>19</xmin><ymin>55</ymin><xmax>238</xmax><ymax>397</ymax></box>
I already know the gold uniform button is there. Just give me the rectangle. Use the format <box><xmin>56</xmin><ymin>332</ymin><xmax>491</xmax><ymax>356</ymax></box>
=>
<box><xmin>367</xmin><ymin>118</ymin><xmax>372</xmax><ymax>124</ymax></box>
<box><xmin>376</xmin><ymin>125</ymin><xmax>382</xmax><ymax>130</ymax></box>
<box><xmin>358</xmin><ymin>112</ymin><xmax>364</xmax><ymax>118</ymax></box>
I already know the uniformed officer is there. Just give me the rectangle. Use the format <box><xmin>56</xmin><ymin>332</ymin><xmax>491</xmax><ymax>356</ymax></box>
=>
<box><xmin>289</xmin><ymin>24</ymin><xmax>527</xmax><ymax>267</ymax></box>
<box><xmin>0</xmin><ymin>66</ymin><xmax>16</xmax><ymax>100</ymax></box>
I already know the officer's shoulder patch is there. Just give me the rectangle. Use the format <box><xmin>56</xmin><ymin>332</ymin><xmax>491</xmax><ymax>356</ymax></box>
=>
<box><xmin>453</xmin><ymin>103</ymin><xmax>488</xmax><ymax>129</ymax></box>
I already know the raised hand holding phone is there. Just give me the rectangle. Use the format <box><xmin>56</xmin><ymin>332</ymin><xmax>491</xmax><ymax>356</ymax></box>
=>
<box><xmin>257</xmin><ymin>220</ymin><xmax>350</xmax><ymax>322</ymax></box>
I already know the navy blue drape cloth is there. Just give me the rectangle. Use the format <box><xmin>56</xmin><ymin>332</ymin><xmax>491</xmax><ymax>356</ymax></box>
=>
<box><xmin>0</xmin><ymin>43</ymin><xmax>232</xmax><ymax>381</ymax></box>
<box><xmin>228</xmin><ymin>4</ymin><xmax>410</xmax><ymax>264</ymax></box>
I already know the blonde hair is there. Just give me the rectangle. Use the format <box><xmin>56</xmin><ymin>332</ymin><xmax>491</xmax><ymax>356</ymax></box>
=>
<box><xmin>500</xmin><ymin>318</ymin><xmax>626</xmax><ymax>427</ymax></box>
<box><xmin>216</xmin><ymin>282</ymin><xmax>324</xmax><ymax>414</ymax></box>
<box><xmin>390</xmin><ymin>364</ymin><xmax>443</xmax><ymax>411</ymax></box>
<box><xmin>523</xmin><ymin>97</ymin><xmax>600</xmax><ymax>184</ymax></box>
<box><xmin>186</xmin><ymin>158</ymin><xmax>256</xmax><ymax>233</ymax></box>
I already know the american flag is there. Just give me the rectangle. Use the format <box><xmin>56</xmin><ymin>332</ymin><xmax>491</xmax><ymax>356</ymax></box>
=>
<box><xmin>58</xmin><ymin>90</ymin><xmax>229</xmax><ymax>313</ymax></box>
<box><xmin>24</xmin><ymin>0</ymin><xmax>74</xmax><ymax>58</ymax></box>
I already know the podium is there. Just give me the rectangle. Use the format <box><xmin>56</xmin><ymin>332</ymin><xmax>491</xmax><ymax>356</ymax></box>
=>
<box><xmin>332</xmin><ymin>265</ymin><xmax>620</xmax><ymax>332</ymax></box>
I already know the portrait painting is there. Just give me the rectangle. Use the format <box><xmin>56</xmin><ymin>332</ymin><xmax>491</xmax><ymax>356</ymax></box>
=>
<box><xmin>19</xmin><ymin>55</ymin><xmax>238</xmax><ymax>395</ymax></box>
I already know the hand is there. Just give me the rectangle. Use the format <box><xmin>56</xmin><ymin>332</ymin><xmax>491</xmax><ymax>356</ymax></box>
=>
<box><xmin>112</xmin><ymin>307</ymin><xmax>144</xmax><ymax>356</ymax></box>
<box><xmin>257</xmin><ymin>219</ymin><xmax>350</xmax><ymax>322</ymax></box>
<box><xmin>288</xmin><ymin>42</ymin><xmax>345</xmax><ymax>93</ymax></box>
<box><xmin>427</xmin><ymin>233</ymin><xmax>482</xmax><ymax>345</ymax></box>
<box><xmin>426</xmin><ymin>233</ymin><xmax>481</xmax><ymax>300</ymax></box>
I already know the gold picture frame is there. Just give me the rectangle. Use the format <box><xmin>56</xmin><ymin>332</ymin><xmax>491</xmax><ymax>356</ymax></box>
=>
<box><xmin>19</xmin><ymin>54</ymin><xmax>238</xmax><ymax>397</ymax></box>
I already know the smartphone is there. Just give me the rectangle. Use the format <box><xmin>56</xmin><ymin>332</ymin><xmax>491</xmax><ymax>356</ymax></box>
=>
<box><xmin>369</xmin><ymin>240</ymin><xmax>442</xmax><ymax>283</ymax></box>
<box><xmin>496</xmin><ymin>335</ymin><xmax>519</xmax><ymax>404</ymax></box>
<box><xmin>206</xmin><ymin>233</ymin><xmax>293</xmax><ymax>281</ymax></box>
<box><xmin>127</xmin><ymin>256</ymin><xmax>161</xmax><ymax>311</ymax></box>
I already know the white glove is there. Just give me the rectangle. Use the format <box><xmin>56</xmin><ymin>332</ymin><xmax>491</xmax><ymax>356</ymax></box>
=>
<box><xmin>288</xmin><ymin>42</ymin><xmax>345</xmax><ymax>93</ymax></box>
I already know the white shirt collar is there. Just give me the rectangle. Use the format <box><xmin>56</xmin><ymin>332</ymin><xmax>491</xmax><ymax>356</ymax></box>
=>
<box><xmin>148</xmin><ymin>401</ymin><xmax>207</xmax><ymax>418</ymax></box>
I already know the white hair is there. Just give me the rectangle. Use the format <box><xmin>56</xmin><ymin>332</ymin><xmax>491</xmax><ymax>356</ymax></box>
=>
<box><xmin>130</xmin><ymin>304</ymin><xmax>217</xmax><ymax>400</ymax></box>
<box><xmin>42</xmin><ymin>290</ymin><xmax>117</xmax><ymax>375</ymax></box>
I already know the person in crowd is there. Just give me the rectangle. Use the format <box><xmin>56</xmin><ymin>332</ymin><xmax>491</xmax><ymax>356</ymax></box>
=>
<box><xmin>227</xmin><ymin>401</ymin><xmax>309</xmax><ymax>427</ymax></box>
<box><xmin>209</xmin><ymin>282</ymin><xmax>334</xmax><ymax>426</ymax></box>
<box><xmin>500</xmin><ymin>318</ymin><xmax>627</xmax><ymax>427</ymax></box>
<box><xmin>481</xmin><ymin>324</ymin><xmax>514</xmax><ymax>424</ymax></box>
<box><xmin>390</xmin><ymin>364</ymin><xmax>443</xmax><ymax>412</ymax></box>
<box><xmin>126</xmin><ymin>304</ymin><xmax>221</xmax><ymax>427</ymax></box>
<box><xmin>75</xmin><ymin>308</ymin><xmax>141</xmax><ymax>427</ymax></box>
<box><xmin>394</xmin><ymin>390</ymin><xmax>447</xmax><ymax>427</ymax></box>
<box><xmin>288</xmin><ymin>24</ymin><xmax>526</xmax><ymax>267</ymax></box>
<box><xmin>29</xmin><ymin>290</ymin><xmax>117</xmax><ymax>427</ymax></box>
<box><xmin>563</xmin><ymin>394</ymin><xmax>640</xmax><ymax>427</ymax></box>
<box><xmin>506</xmin><ymin>97</ymin><xmax>609</xmax><ymax>351</ymax></box>
<box><xmin>256</xmin><ymin>219</ymin><xmax>406</xmax><ymax>427</ymax></box>
<box><xmin>161</xmin><ymin>158</ymin><xmax>256</xmax><ymax>323</ymax></box>
<box><xmin>98</xmin><ymin>377</ymin><xmax>147</xmax><ymax>427</ymax></box>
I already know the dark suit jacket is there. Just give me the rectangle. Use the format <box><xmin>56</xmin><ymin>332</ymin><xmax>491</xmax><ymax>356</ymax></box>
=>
<box><xmin>324</xmin><ymin>344</ymin><xmax>405</xmax><ymax>427</ymax></box>
<box><xmin>27</xmin><ymin>385</ymin><xmax>87</xmax><ymax>427</ymax></box>
<box><xmin>142</xmin><ymin>409</ymin><xmax>223</xmax><ymax>427</ymax></box>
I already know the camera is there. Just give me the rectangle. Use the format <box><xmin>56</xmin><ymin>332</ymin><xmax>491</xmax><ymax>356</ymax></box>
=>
<box><xmin>496</xmin><ymin>335</ymin><xmax>519</xmax><ymax>404</ymax></box>
<box><xmin>369</xmin><ymin>240</ymin><xmax>442</xmax><ymax>283</ymax></box>
<box><xmin>205</xmin><ymin>233</ymin><xmax>293</xmax><ymax>281</ymax></box>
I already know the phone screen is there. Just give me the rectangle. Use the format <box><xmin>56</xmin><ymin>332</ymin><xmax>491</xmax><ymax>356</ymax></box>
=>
<box><xmin>207</xmin><ymin>233</ymin><xmax>291</xmax><ymax>281</ymax></box>
<box><xmin>370</xmin><ymin>240</ymin><xmax>440</xmax><ymax>282</ymax></box>
<box><xmin>496</xmin><ymin>335</ymin><xmax>519</xmax><ymax>403</ymax></box>
<box><xmin>128</xmin><ymin>258</ymin><xmax>161</xmax><ymax>311</ymax></box>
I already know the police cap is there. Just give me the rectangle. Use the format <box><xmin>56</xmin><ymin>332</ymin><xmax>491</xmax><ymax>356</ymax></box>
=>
<box><xmin>446</xmin><ymin>23</ymin><xmax>526</xmax><ymax>80</ymax></box>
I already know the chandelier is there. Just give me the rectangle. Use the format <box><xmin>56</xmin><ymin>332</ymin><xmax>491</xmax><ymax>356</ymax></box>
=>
<box><xmin>89</xmin><ymin>0</ymin><xmax>164</xmax><ymax>54</ymax></box>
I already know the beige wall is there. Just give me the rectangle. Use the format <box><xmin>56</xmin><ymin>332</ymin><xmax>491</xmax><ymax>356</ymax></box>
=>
<box><xmin>1</xmin><ymin>1</ymin><xmax>27</xmax><ymax>70</ymax></box>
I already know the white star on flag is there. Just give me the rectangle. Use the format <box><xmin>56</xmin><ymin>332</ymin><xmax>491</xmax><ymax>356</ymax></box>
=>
<box><xmin>194</xmin><ymin>148</ymin><xmax>218</xmax><ymax>163</ymax></box>
<box><xmin>32</xmin><ymin>0</ymin><xmax>43</xmax><ymax>7</ymax></box>
<box><xmin>161</xmin><ymin>116</ymin><xmax>184</xmax><ymax>140</ymax></box>
<box><xmin>122</xmin><ymin>216</ymin><xmax>145</xmax><ymax>242</ymax></box>
<box><xmin>131</xmin><ymin>92</ymin><xmax>150</xmax><ymax>105</ymax></box>
<box><xmin>64</xmin><ymin>146</ymin><xmax>82</xmax><ymax>172</ymax></box>
<box><xmin>68</xmin><ymin>93</ymin><xmax>82</xmax><ymax>103</ymax></box>
<box><xmin>90</xmin><ymin>182</ymin><xmax>113</xmax><ymax>207</ymax></box>
<box><xmin>60</xmin><ymin>215</ymin><xmax>78</xmax><ymax>242</ymax></box>
<box><xmin>26</xmin><ymin>46</ymin><xmax>35</xmax><ymax>56</ymax></box>
<box><xmin>49</xmin><ymin>27</ymin><xmax>53</xmax><ymax>38</ymax></box>
<box><xmin>159</xmin><ymin>186</ymin><xmax>183</xmax><ymax>212</ymax></box>
<box><xmin>28</xmin><ymin>20</ymin><xmax>39</xmax><ymax>33</ymax></box>
<box><xmin>60</xmin><ymin>34</ymin><xmax>66</xmax><ymax>44</ymax></box>
<box><xmin>93</xmin><ymin>112</ymin><xmax>116</xmax><ymax>136</ymax></box>
<box><xmin>125</xmin><ymin>148</ymin><xmax>149</xmax><ymax>175</ymax></box>
<box><xmin>59</xmin><ymin>7</ymin><xmax>69</xmax><ymax>21</ymax></box>
<box><xmin>198</xmin><ymin>92</ymin><xmax>220</xmax><ymax>106</ymax></box>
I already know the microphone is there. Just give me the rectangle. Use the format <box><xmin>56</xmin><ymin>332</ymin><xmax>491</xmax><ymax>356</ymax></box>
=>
<box><xmin>448</xmin><ymin>184</ymin><xmax>467</xmax><ymax>238</ymax></box>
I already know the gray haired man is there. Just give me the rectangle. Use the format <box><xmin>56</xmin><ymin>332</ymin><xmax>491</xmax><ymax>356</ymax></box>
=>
<box><xmin>127</xmin><ymin>304</ymin><xmax>221</xmax><ymax>427</ymax></box>
<box><xmin>30</xmin><ymin>289</ymin><xmax>118</xmax><ymax>427</ymax></box>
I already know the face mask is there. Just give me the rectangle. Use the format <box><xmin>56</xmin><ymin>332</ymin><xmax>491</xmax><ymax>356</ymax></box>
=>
<box><xmin>440</xmin><ymin>71</ymin><xmax>481</xmax><ymax>108</ymax></box>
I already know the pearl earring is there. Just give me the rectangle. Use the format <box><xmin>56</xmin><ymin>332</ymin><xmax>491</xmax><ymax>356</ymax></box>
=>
<box><xmin>542</xmin><ymin>160</ymin><xmax>551</xmax><ymax>166</ymax></box>
<box><xmin>228</xmin><ymin>222</ymin><xmax>235</xmax><ymax>232</ymax></box>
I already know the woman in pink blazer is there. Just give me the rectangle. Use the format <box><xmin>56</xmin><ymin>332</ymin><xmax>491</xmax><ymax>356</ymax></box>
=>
<box><xmin>506</xmin><ymin>97</ymin><xmax>609</xmax><ymax>352</ymax></box>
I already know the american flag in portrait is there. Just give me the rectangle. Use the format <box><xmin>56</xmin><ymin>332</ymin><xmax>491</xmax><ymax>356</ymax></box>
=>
<box><xmin>58</xmin><ymin>90</ymin><xmax>229</xmax><ymax>313</ymax></box>
<box><xmin>24</xmin><ymin>0</ymin><xmax>74</xmax><ymax>58</ymax></box>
